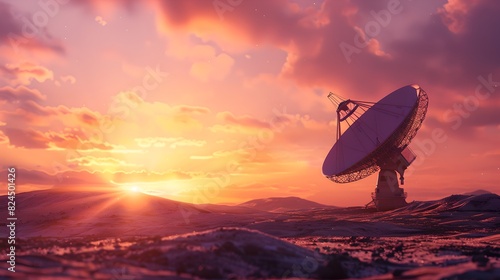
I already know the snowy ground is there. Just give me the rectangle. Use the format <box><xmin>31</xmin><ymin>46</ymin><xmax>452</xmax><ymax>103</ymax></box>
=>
<box><xmin>1</xmin><ymin>191</ymin><xmax>499</xmax><ymax>279</ymax></box>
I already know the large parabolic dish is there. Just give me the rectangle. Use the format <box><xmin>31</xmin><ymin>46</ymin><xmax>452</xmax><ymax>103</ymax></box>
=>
<box><xmin>322</xmin><ymin>85</ymin><xmax>429</xmax><ymax>184</ymax></box>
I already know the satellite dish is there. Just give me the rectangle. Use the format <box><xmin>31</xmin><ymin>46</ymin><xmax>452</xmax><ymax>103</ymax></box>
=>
<box><xmin>322</xmin><ymin>85</ymin><xmax>429</xmax><ymax>211</ymax></box>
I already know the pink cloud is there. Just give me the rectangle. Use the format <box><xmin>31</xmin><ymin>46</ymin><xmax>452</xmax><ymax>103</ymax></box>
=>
<box><xmin>59</xmin><ymin>75</ymin><xmax>76</xmax><ymax>84</ymax></box>
<box><xmin>1</xmin><ymin>127</ymin><xmax>115</xmax><ymax>150</ymax></box>
<box><xmin>149</xmin><ymin>0</ymin><xmax>500</xmax><ymax>119</ymax></box>
<box><xmin>2</xmin><ymin>127</ymin><xmax>50</xmax><ymax>149</ymax></box>
<box><xmin>0</xmin><ymin>85</ymin><xmax>102</xmax><ymax>129</ymax></box>
<box><xmin>175</xmin><ymin>105</ymin><xmax>211</xmax><ymax>115</ymax></box>
<box><xmin>0</xmin><ymin>62</ymin><xmax>54</xmax><ymax>85</ymax></box>
<box><xmin>217</xmin><ymin>111</ymin><xmax>270</xmax><ymax>130</ymax></box>
<box><xmin>0</xmin><ymin>86</ymin><xmax>113</xmax><ymax>151</ymax></box>
<box><xmin>0</xmin><ymin>85</ymin><xmax>45</xmax><ymax>103</ymax></box>
<box><xmin>439</xmin><ymin>0</ymin><xmax>481</xmax><ymax>33</ymax></box>
<box><xmin>0</xmin><ymin>2</ymin><xmax>65</xmax><ymax>54</ymax></box>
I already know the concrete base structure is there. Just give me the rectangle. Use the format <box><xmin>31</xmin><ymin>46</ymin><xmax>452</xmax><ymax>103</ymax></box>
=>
<box><xmin>370</xmin><ymin>169</ymin><xmax>407</xmax><ymax>211</ymax></box>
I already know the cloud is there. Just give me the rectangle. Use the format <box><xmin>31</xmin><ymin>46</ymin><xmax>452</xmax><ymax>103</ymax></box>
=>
<box><xmin>4</xmin><ymin>101</ymin><xmax>102</xmax><ymax>129</ymax></box>
<box><xmin>0</xmin><ymin>85</ymin><xmax>104</xmax><ymax>129</ymax></box>
<box><xmin>218</xmin><ymin>111</ymin><xmax>270</xmax><ymax>128</ymax></box>
<box><xmin>429</xmin><ymin>92</ymin><xmax>500</xmax><ymax>139</ymax></box>
<box><xmin>112</xmin><ymin>90</ymin><xmax>145</xmax><ymax>109</ymax></box>
<box><xmin>439</xmin><ymin>0</ymin><xmax>481</xmax><ymax>33</ymax></box>
<box><xmin>0</xmin><ymin>62</ymin><xmax>54</xmax><ymax>85</ymax></box>
<box><xmin>2</xmin><ymin>127</ymin><xmax>49</xmax><ymax>149</ymax></box>
<box><xmin>68</xmin><ymin>156</ymin><xmax>139</xmax><ymax>167</ymax></box>
<box><xmin>150</xmin><ymin>0</ymin><xmax>500</xmax><ymax>111</ymax></box>
<box><xmin>135</xmin><ymin>137</ymin><xmax>179</xmax><ymax>148</ymax></box>
<box><xmin>59</xmin><ymin>74</ymin><xmax>77</xmax><ymax>84</ymax></box>
<box><xmin>162</xmin><ymin>38</ymin><xmax>235</xmax><ymax>82</ymax></box>
<box><xmin>0</xmin><ymin>86</ymin><xmax>116</xmax><ymax>150</ymax></box>
<box><xmin>115</xmin><ymin>95</ymin><xmax>212</xmax><ymax>134</ymax></box>
<box><xmin>0</xmin><ymin>2</ymin><xmax>65</xmax><ymax>54</ymax></box>
<box><xmin>0</xmin><ymin>168</ymin><xmax>110</xmax><ymax>188</ymax></box>
<box><xmin>0</xmin><ymin>86</ymin><xmax>215</xmax><ymax>155</ymax></box>
<box><xmin>153</xmin><ymin>0</ymin><xmax>312</xmax><ymax>49</ymax></box>
<box><xmin>0</xmin><ymin>2</ymin><xmax>20</xmax><ymax>41</ymax></box>
<box><xmin>68</xmin><ymin>0</ymin><xmax>138</xmax><ymax>15</ymax></box>
<box><xmin>190</xmin><ymin>52</ymin><xmax>234</xmax><ymax>81</ymax></box>
<box><xmin>0</xmin><ymin>87</ymin><xmax>114</xmax><ymax>151</ymax></box>
<box><xmin>211</xmin><ymin>111</ymin><xmax>272</xmax><ymax>134</ymax></box>
<box><xmin>1</xmin><ymin>127</ymin><xmax>116</xmax><ymax>150</ymax></box>
<box><xmin>0</xmin><ymin>130</ymin><xmax>7</xmax><ymax>144</ymax></box>
<box><xmin>0</xmin><ymin>85</ymin><xmax>45</xmax><ymax>103</ymax></box>
<box><xmin>60</xmin><ymin>0</ymin><xmax>499</xmax><ymax>103</ymax></box>
<box><xmin>169</xmin><ymin>138</ymin><xmax>206</xmax><ymax>149</ymax></box>
<box><xmin>78</xmin><ymin>110</ymin><xmax>100</xmax><ymax>126</ymax></box>
<box><xmin>134</xmin><ymin>137</ymin><xmax>206</xmax><ymax>148</ymax></box>
<box><xmin>189</xmin><ymin>155</ymin><xmax>213</xmax><ymax>160</ymax></box>
<box><xmin>95</xmin><ymin>15</ymin><xmax>108</xmax><ymax>26</ymax></box>
<box><xmin>48</xmin><ymin>130</ymin><xmax>116</xmax><ymax>151</ymax></box>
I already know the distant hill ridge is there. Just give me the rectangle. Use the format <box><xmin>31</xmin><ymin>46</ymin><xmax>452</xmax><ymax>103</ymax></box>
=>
<box><xmin>461</xmin><ymin>189</ymin><xmax>492</xmax><ymax>196</ymax></box>
<box><xmin>402</xmin><ymin>192</ymin><xmax>500</xmax><ymax>213</ymax></box>
<box><xmin>238</xmin><ymin>196</ymin><xmax>332</xmax><ymax>212</ymax></box>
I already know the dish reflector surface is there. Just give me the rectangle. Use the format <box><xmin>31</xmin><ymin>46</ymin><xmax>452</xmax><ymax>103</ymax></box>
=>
<box><xmin>322</xmin><ymin>85</ymin><xmax>427</xmax><ymax>182</ymax></box>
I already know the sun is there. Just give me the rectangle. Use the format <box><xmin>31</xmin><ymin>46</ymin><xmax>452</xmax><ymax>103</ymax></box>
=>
<box><xmin>130</xmin><ymin>186</ymin><xmax>140</xmax><ymax>193</ymax></box>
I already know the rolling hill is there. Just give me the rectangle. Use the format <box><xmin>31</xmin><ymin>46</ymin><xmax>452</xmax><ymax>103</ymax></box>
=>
<box><xmin>239</xmin><ymin>196</ymin><xmax>334</xmax><ymax>212</ymax></box>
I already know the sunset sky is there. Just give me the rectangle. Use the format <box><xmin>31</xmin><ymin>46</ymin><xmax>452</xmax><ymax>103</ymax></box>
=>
<box><xmin>0</xmin><ymin>0</ymin><xmax>498</xmax><ymax>206</ymax></box>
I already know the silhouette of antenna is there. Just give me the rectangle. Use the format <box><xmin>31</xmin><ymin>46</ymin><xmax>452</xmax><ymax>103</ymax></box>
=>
<box><xmin>323</xmin><ymin>85</ymin><xmax>429</xmax><ymax>211</ymax></box>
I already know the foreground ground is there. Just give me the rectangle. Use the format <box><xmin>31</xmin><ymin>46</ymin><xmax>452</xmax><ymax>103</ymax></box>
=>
<box><xmin>1</xmin><ymin>191</ymin><xmax>499</xmax><ymax>279</ymax></box>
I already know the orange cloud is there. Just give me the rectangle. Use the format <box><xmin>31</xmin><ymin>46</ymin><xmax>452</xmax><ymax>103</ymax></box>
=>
<box><xmin>190</xmin><ymin>52</ymin><xmax>234</xmax><ymax>81</ymax></box>
<box><xmin>2</xmin><ymin>127</ymin><xmax>49</xmax><ymax>149</ymax></box>
<box><xmin>174</xmin><ymin>105</ymin><xmax>211</xmax><ymax>115</ymax></box>
<box><xmin>211</xmin><ymin>111</ymin><xmax>271</xmax><ymax>134</ymax></box>
<box><xmin>1</xmin><ymin>127</ymin><xmax>116</xmax><ymax>150</ymax></box>
<box><xmin>68</xmin><ymin>156</ymin><xmax>139</xmax><ymax>167</ymax></box>
<box><xmin>439</xmin><ymin>0</ymin><xmax>481</xmax><ymax>33</ymax></box>
<box><xmin>0</xmin><ymin>130</ymin><xmax>7</xmax><ymax>144</ymax></box>
<box><xmin>162</xmin><ymin>38</ymin><xmax>235</xmax><ymax>81</ymax></box>
<box><xmin>0</xmin><ymin>87</ymin><xmax>115</xmax><ymax>152</ymax></box>
<box><xmin>153</xmin><ymin>0</ymin><xmax>314</xmax><ymax>51</ymax></box>
<box><xmin>95</xmin><ymin>15</ymin><xmax>108</xmax><ymax>26</ymax></box>
<box><xmin>134</xmin><ymin>137</ymin><xmax>206</xmax><ymax>149</ymax></box>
